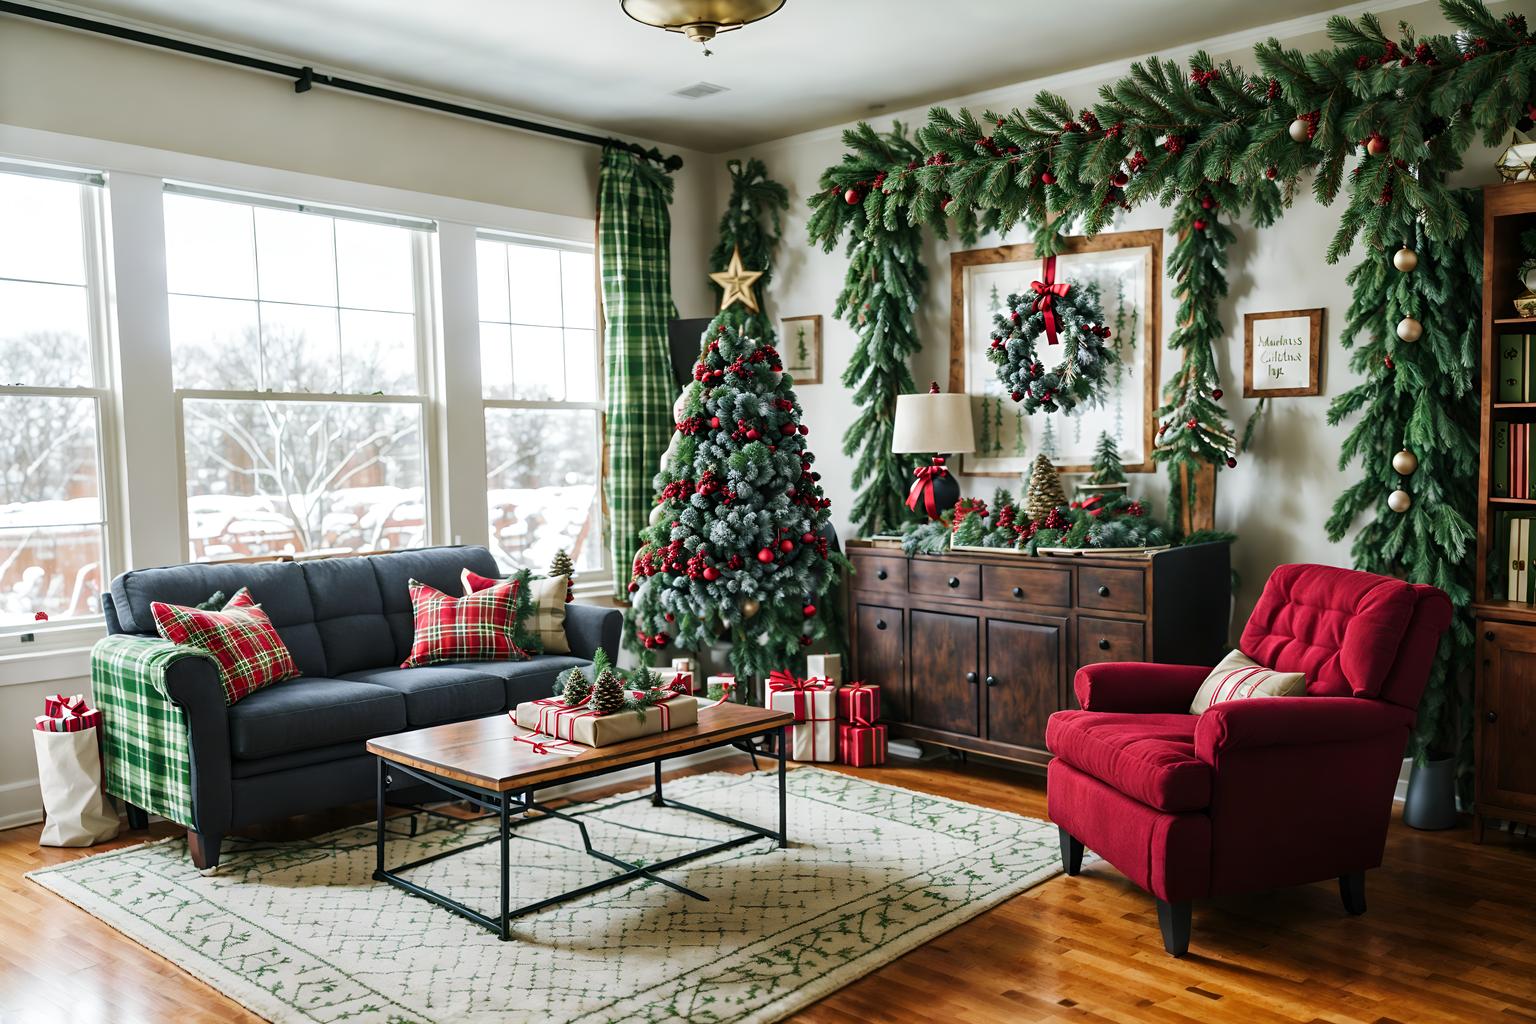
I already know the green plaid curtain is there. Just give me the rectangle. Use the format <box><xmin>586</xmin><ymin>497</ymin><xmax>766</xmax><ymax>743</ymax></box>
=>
<box><xmin>599</xmin><ymin>146</ymin><xmax>677</xmax><ymax>599</ymax></box>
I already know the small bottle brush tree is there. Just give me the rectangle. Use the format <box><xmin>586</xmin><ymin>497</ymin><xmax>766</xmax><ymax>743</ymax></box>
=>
<box><xmin>625</xmin><ymin>315</ymin><xmax>846</xmax><ymax>686</ymax></box>
<box><xmin>1090</xmin><ymin>431</ymin><xmax>1127</xmax><ymax>486</ymax></box>
<box><xmin>548</xmin><ymin>548</ymin><xmax>576</xmax><ymax>602</ymax></box>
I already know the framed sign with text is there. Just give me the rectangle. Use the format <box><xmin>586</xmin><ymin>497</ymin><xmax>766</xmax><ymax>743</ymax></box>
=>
<box><xmin>1243</xmin><ymin>308</ymin><xmax>1324</xmax><ymax>398</ymax></box>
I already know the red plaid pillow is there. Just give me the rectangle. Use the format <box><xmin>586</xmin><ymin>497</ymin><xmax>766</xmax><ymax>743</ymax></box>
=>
<box><xmin>151</xmin><ymin>588</ymin><xmax>300</xmax><ymax>704</ymax></box>
<box><xmin>402</xmin><ymin>577</ymin><xmax>530</xmax><ymax>668</ymax></box>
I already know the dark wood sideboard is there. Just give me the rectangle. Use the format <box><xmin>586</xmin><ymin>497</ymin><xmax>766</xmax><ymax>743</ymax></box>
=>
<box><xmin>847</xmin><ymin>542</ymin><xmax>1232</xmax><ymax>767</ymax></box>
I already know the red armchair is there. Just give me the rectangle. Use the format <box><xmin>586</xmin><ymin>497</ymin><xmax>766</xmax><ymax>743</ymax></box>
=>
<box><xmin>1046</xmin><ymin>563</ymin><xmax>1452</xmax><ymax>956</ymax></box>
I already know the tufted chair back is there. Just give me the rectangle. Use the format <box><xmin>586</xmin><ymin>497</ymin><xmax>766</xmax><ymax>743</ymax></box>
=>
<box><xmin>1239</xmin><ymin>563</ymin><xmax>1451</xmax><ymax>710</ymax></box>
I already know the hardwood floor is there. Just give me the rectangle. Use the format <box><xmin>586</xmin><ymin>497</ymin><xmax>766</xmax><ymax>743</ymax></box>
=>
<box><xmin>2</xmin><ymin>755</ymin><xmax>1534</xmax><ymax>1024</ymax></box>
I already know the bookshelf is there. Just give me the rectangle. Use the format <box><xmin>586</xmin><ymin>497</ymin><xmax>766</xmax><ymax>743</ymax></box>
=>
<box><xmin>1472</xmin><ymin>181</ymin><xmax>1536</xmax><ymax>842</ymax></box>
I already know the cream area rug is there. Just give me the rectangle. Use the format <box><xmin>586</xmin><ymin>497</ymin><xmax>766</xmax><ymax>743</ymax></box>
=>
<box><xmin>29</xmin><ymin>767</ymin><xmax>1063</xmax><ymax>1024</ymax></box>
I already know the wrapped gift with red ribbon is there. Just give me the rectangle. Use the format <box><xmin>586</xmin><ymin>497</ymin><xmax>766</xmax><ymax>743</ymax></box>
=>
<box><xmin>656</xmin><ymin>669</ymin><xmax>694</xmax><ymax>695</ymax></box>
<box><xmin>35</xmin><ymin>693</ymin><xmax>102</xmax><ymax>733</ymax></box>
<box><xmin>766</xmin><ymin>669</ymin><xmax>839</xmax><ymax>762</ymax></box>
<box><xmin>706</xmin><ymin>673</ymin><xmax>736</xmax><ymax>701</ymax></box>
<box><xmin>514</xmin><ymin>690</ymin><xmax>697</xmax><ymax>747</ymax></box>
<box><xmin>838</xmin><ymin>717</ymin><xmax>888</xmax><ymax>767</ymax></box>
<box><xmin>835</xmin><ymin>681</ymin><xmax>880</xmax><ymax>724</ymax></box>
<box><xmin>806</xmin><ymin>653</ymin><xmax>842</xmax><ymax>685</ymax></box>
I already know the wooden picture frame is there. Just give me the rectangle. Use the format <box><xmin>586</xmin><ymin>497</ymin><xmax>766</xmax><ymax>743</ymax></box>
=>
<box><xmin>780</xmin><ymin>314</ymin><xmax>822</xmax><ymax>385</ymax></box>
<box><xmin>950</xmin><ymin>229</ymin><xmax>1163</xmax><ymax>475</ymax></box>
<box><xmin>1243</xmin><ymin>308</ymin><xmax>1324</xmax><ymax>398</ymax></box>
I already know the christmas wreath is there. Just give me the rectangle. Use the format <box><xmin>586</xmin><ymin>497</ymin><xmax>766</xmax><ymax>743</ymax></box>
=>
<box><xmin>987</xmin><ymin>256</ymin><xmax>1116</xmax><ymax>415</ymax></box>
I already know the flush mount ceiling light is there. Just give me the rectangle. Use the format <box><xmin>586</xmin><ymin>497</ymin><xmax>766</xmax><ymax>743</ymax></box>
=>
<box><xmin>621</xmin><ymin>0</ymin><xmax>785</xmax><ymax>55</ymax></box>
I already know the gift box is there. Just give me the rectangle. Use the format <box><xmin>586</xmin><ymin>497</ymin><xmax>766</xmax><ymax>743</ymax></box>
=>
<box><xmin>767</xmin><ymin>670</ymin><xmax>838</xmax><ymax>762</ymax></box>
<box><xmin>656</xmin><ymin>668</ymin><xmax>695</xmax><ymax>695</ymax></box>
<box><xmin>706</xmin><ymin>673</ymin><xmax>736</xmax><ymax>701</ymax></box>
<box><xmin>805</xmin><ymin>653</ymin><xmax>842</xmax><ymax>685</ymax></box>
<box><xmin>671</xmin><ymin>657</ymin><xmax>694</xmax><ymax>673</ymax></box>
<box><xmin>514</xmin><ymin>690</ymin><xmax>698</xmax><ymax>747</ymax></box>
<box><xmin>838</xmin><ymin>720</ymin><xmax>888</xmax><ymax>766</ymax></box>
<box><xmin>35</xmin><ymin>693</ymin><xmax>102</xmax><ymax>733</ymax></box>
<box><xmin>836</xmin><ymin>681</ymin><xmax>880</xmax><ymax>724</ymax></box>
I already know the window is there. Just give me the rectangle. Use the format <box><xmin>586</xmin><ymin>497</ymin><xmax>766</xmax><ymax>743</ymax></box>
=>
<box><xmin>164</xmin><ymin>186</ymin><xmax>433</xmax><ymax>560</ymax></box>
<box><xmin>476</xmin><ymin>233</ymin><xmax>602</xmax><ymax>574</ymax></box>
<box><xmin>0</xmin><ymin>165</ymin><xmax>114</xmax><ymax>627</ymax></box>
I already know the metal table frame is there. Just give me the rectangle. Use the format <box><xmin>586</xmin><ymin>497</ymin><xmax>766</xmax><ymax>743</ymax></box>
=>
<box><xmin>373</xmin><ymin>723</ymin><xmax>790</xmax><ymax>940</ymax></box>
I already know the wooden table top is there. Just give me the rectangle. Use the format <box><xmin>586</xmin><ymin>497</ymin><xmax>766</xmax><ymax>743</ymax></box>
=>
<box><xmin>365</xmin><ymin>701</ymin><xmax>794</xmax><ymax>793</ymax></box>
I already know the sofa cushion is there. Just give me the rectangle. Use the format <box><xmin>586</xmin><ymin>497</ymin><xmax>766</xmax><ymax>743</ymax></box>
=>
<box><xmin>1046</xmin><ymin>710</ymin><xmax>1211</xmax><ymax>813</ymax></box>
<box><xmin>341</xmin><ymin>665</ymin><xmax>506</xmax><ymax>727</ymax></box>
<box><xmin>401</xmin><ymin>579</ymin><xmax>530</xmax><ymax>668</ymax></box>
<box><xmin>369</xmin><ymin>546</ymin><xmax>502</xmax><ymax>665</ymax></box>
<box><xmin>302</xmin><ymin>555</ymin><xmax>394</xmax><ymax>675</ymax></box>
<box><xmin>457</xmin><ymin>656</ymin><xmax>591</xmax><ymax>708</ymax></box>
<box><xmin>151</xmin><ymin>587</ymin><xmax>300</xmax><ymax>704</ymax></box>
<box><xmin>1189</xmin><ymin>649</ymin><xmax>1307</xmax><ymax>713</ymax></box>
<box><xmin>228</xmin><ymin>676</ymin><xmax>407</xmax><ymax>760</ymax></box>
<box><xmin>465</xmin><ymin>569</ymin><xmax>571</xmax><ymax>654</ymax></box>
<box><xmin>111</xmin><ymin>559</ymin><xmax>328</xmax><ymax>677</ymax></box>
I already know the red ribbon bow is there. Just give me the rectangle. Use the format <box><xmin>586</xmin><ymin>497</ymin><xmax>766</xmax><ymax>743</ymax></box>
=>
<box><xmin>1029</xmin><ymin>255</ymin><xmax>1070</xmax><ymax>345</ymax></box>
<box><xmin>905</xmin><ymin>458</ymin><xmax>950</xmax><ymax>519</ymax></box>
<box><xmin>767</xmin><ymin>670</ymin><xmax>821</xmax><ymax>692</ymax></box>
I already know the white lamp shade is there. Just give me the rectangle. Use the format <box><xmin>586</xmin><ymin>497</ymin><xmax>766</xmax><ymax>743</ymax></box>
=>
<box><xmin>892</xmin><ymin>392</ymin><xmax>976</xmax><ymax>454</ymax></box>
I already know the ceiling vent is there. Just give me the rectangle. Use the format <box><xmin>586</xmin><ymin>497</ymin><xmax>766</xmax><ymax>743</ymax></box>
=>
<box><xmin>673</xmin><ymin>81</ymin><xmax>729</xmax><ymax>99</ymax></box>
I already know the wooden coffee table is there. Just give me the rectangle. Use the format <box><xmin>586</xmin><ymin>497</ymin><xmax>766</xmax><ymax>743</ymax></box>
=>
<box><xmin>366</xmin><ymin>701</ymin><xmax>794</xmax><ymax>940</ymax></box>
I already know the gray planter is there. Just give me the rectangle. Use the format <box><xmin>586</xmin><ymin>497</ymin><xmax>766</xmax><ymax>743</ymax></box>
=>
<box><xmin>1402</xmin><ymin>753</ymin><xmax>1458</xmax><ymax>831</ymax></box>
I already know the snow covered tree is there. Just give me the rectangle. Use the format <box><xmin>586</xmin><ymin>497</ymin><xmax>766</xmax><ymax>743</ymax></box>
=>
<box><xmin>1090</xmin><ymin>431</ymin><xmax>1127</xmax><ymax>486</ymax></box>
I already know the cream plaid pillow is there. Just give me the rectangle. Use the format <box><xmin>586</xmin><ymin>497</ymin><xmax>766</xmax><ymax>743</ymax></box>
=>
<box><xmin>1189</xmin><ymin>649</ymin><xmax>1306</xmax><ymax>713</ymax></box>
<box><xmin>462</xmin><ymin>569</ymin><xmax>570</xmax><ymax>654</ymax></box>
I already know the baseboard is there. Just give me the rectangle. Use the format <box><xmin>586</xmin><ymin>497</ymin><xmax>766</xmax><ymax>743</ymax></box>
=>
<box><xmin>0</xmin><ymin>777</ymin><xmax>43</xmax><ymax>831</ymax></box>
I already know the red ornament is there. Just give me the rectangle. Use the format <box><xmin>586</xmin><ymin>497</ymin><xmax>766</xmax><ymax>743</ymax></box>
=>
<box><xmin>745</xmin><ymin>429</ymin><xmax>760</xmax><ymax>441</ymax></box>
<box><xmin>1040</xmin><ymin>170</ymin><xmax>1057</xmax><ymax>185</ymax></box>
<box><xmin>802</xmin><ymin>531</ymin><xmax>816</xmax><ymax>543</ymax></box>
<box><xmin>799</xmin><ymin>635</ymin><xmax>812</xmax><ymax>646</ymax></box>
<box><xmin>709</xmin><ymin>416</ymin><xmax>720</xmax><ymax>428</ymax></box>
<box><xmin>703</xmin><ymin>565</ymin><xmax>720</xmax><ymax>581</ymax></box>
<box><xmin>1010</xmin><ymin>390</ymin><xmax>1023</xmax><ymax>402</ymax></box>
<box><xmin>1212</xmin><ymin>388</ymin><xmax>1223</xmax><ymax>400</ymax></box>
<box><xmin>779</xmin><ymin>538</ymin><xmax>795</xmax><ymax>553</ymax></box>
<box><xmin>1366</xmin><ymin>134</ymin><xmax>1388</xmax><ymax>156</ymax></box>
<box><xmin>1226</xmin><ymin>457</ymin><xmax>1238</xmax><ymax>468</ymax></box>
<box><xmin>798</xmin><ymin>424</ymin><xmax>809</xmax><ymax>435</ymax></box>
<box><xmin>33</xmin><ymin>611</ymin><xmax>48</xmax><ymax>622</ymax></box>
<box><xmin>1200</xmin><ymin>196</ymin><xmax>1214</xmax><ymax>210</ymax></box>
<box><xmin>1193</xmin><ymin>218</ymin><xmax>1207</xmax><ymax>231</ymax></box>
<box><xmin>627</xmin><ymin>581</ymin><xmax>639</xmax><ymax>593</ymax></box>
<box><xmin>1111</xmin><ymin>171</ymin><xmax>1129</xmax><ymax>187</ymax></box>
<box><xmin>664</xmin><ymin>612</ymin><xmax>674</xmax><ymax>622</ymax></box>
<box><xmin>803</xmin><ymin>604</ymin><xmax>817</xmax><ymax>617</ymax></box>
<box><xmin>757</xmin><ymin>547</ymin><xmax>775</xmax><ymax>563</ymax></box>
<box><xmin>781</xmin><ymin>423</ymin><xmax>796</xmax><ymax>436</ymax></box>
<box><xmin>844</xmin><ymin>187</ymin><xmax>861</xmax><ymax>205</ymax></box>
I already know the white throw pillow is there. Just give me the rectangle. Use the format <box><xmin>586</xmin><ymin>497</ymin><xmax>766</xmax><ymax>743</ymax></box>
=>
<box><xmin>1189</xmin><ymin>649</ymin><xmax>1306</xmax><ymax>714</ymax></box>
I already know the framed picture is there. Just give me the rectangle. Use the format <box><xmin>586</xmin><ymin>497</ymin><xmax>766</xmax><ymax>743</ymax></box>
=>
<box><xmin>950</xmin><ymin>229</ymin><xmax>1162</xmax><ymax>475</ymax></box>
<box><xmin>1243</xmin><ymin>308</ymin><xmax>1324</xmax><ymax>398</ymax></box>
<box><xmin>780</xmin><ymin>314</ymin><xmax>822</xmax><ymax>385</ymax></box>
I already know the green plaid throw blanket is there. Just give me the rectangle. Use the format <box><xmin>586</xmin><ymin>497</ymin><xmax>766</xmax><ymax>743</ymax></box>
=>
<box><xmin>92</xmin><ymin>635</ymin><xmax>213</xmax><ymax>830</ymax></box>
<box><xmin>599</xmin><ymin>146</ymin><xmax>677</xmax><ymax>599</ymax></box>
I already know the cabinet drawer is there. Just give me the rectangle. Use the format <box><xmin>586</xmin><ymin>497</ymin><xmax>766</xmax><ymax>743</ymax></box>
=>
<box><xmin>1077</xmin><ymin>616</ymin><xmax>1146</xmax><ymax>666</ymax></box>
<box><xmin>851</xmin><ymin>554</ymin><xmax>907</xmax><ymax>595</ymax></box>
<box><xmin>1078</xmin><ymin>567</ymin><xmax>1145</xmax><ymax>613</ymax></box>
<box><xmin>910</xmin><ymin>559</ymin><xmax>981</xmax><ymax>600</ymax></box>
<box><xmin>984</xmin><ymin>565</ymin><xmax>1070</xmax><ymax>608</ymax></box>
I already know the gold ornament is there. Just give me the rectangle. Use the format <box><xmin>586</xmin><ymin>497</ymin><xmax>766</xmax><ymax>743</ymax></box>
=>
<box><xmin>1393</xmin><ymin>246</ymin><xmax>1418</xmax><ymax>272</ymax></box>
<box><xmin>1396</xmin><ymin>316</ymin><xmax>1423</xmax><ymax>343</ymax></box>
<box><xmin>740</xmin><ymin>596</ymin><xmax>760</xmax><ymax>619</ymax></box>
<box><xmin>708</xmin><ymin>245</ymin><xmax>764</xmax><ymax>314</ymax></box>
<box><xmin>1392</xmin><ymin>449</ymin><xmax>1419</xmax><ymax>476</ymax></box>
<box><xmin>1388</xmin><ymin>488</ymin><xmax>1412</xmax><ymax>514</ymax></box>
<box><xmin>1288</xmin><ymin>117</ymin><xmax>1311</xmax><ymax>143</ymax></box>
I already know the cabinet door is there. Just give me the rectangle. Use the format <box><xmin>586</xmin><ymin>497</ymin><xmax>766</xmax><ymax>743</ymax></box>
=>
<box><xmin>984</xmin><ymin>615</ymin><xmax>1066</xmax><ymax>751</ymax></box>
<box><xmin>855</xmin><ymin>603</ymin><xmax>907</xmax><ymax>722</ymax></box>
<box><xmin>909</xmin><ymin>609</ymin><xmax>980</xmax><ymax>736</ymax></box>
<box><xmin>1479</xmin><ymin>621</ymin><xmax>1536</xmax><ymax>817</ymax></box>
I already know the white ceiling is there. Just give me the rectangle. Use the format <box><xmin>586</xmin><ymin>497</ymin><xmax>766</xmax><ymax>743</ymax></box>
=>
<box><xmin>56</xmin><ymin>0</ymin><xmax>1352</xmax><ymax>152</ymax></box>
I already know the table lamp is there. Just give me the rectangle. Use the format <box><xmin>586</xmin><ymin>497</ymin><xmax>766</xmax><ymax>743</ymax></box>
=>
<box><xmin>892</xmin><ymin>382</ymin><xmax>976</xmax><ymax>519</ymax></box>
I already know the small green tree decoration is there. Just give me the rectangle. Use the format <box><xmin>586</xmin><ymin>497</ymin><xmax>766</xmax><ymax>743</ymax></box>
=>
<box><xmin>1090</xmin><ymin>431</ymin><xmax>1127</xmax><ymax>486</ymax></box>
<box><xmin>1024</xmin><ymin>454</ymin><xmax>1069</xmax><ymax>522</ymax></box>
<box><xmin>548</xmin><ymin>548</ymin><xmax>576</xmax><ymax>602</ymax></box>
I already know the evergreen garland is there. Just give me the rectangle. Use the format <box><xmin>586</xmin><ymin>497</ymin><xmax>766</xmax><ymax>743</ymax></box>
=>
<box><xmin>708</xmin><ymin>158</ymin><xmax>789</xmax><ymax>342</ymax></box>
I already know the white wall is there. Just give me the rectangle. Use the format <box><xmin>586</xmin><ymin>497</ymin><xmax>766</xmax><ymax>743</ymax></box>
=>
<box><xmin>736</xmin><ymin>0</ymin><xmax>1502</xmax><ymax>635</ymax></box>
<box><xmin>0</xmin><ymin>15</ymin><xmax>720</xmax><ymax>827</ymax></box>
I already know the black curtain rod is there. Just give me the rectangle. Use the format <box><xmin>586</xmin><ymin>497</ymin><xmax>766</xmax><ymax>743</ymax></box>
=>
<box><xmin>0</xmin><ymin>1</ymin><xmax>685</xmax><ymax>171</ymax></box>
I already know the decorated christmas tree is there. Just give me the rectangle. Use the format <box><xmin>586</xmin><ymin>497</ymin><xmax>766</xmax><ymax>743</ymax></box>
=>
<box><xmin>1024</xmin><ymin>454</ymin><xmax>1068</xmax><ymax>522</ymax></box>
<box><xmin>708</xmin><ymin>158</ymin><xmax>788</xmax><ymax>342</ymax></box>
<box><xmin>1090</xmin><ymin>431</ymin><xmax>1127</xmax><ymax>486</ymax></box>
<box><xmin>548</xmin><ymin>548</ymin><xmax>576</xmax><ymax>603</ymax></box>
<box><xmin>624</xmin><ymin>316</ymin><xmax>845</xmax><ymax>684</ymax></box>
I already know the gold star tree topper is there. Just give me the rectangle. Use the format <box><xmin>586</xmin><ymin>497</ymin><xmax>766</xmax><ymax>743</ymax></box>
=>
<box><xmin>708</xmin><ymin>245</ymin><xmax>764</xmax><ymax>314</ymax></box>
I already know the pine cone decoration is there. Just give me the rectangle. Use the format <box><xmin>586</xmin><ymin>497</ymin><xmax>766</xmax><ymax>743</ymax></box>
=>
<box><xmin>559</xmin><ymin>667</ymin><xmax>591</xmax><ymax>706</ymax></box>
<box><xmin>548</xmin><ymin>548</ymin><xmax>576</xmax><ymax>602</ymax></box>
<box><xmin>589</xmin><ymin>669</ymin><xmax>626</xmax><ymax>717</ymax></box>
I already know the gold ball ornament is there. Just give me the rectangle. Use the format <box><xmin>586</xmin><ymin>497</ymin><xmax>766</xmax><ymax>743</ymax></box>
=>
<box><xmin>1388</xmin><ymin>489</ymin><xmax>1412</xmax><ymax>514</ymax></box>
<box><xmin>740</xmin><ymin>596</ymin><xmax>761</xmax><ymax>619</ymax></box>
<box><xmin>1288</xmin><ymin>117</ymin><xmax>1311</xmax><ymax>143</ymax></box>
<box><xmin>1392</xmin><ymin>448</ymin><xmax>1419</xmax><ymax>476</ymax></box>
<box><xmin>1396</xmin><ymin>316</ymin><xmax>1423</xmax><ymax>343</ymax></box>
<box><xmin>1393</xmin><ymin>246</ymin><xmax>1418</xmax><ymax>272</ymax></box>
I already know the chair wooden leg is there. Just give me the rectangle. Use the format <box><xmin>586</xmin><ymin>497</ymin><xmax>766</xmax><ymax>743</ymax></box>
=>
<box><xmin>1058</xmin><ymin>826</ymin><xmax>1084</xmax><ymax>876</ymax></box>
<box><xmin>1339</xmin><ymin>871</ymin><xmax>1367</xmax><ymax>915</ymax></box>
<box><xmin>1156</xmin><ymin>898</ymin><xmax>1191</xmax><ymax>957</ymax></box>
<box><xmin>187</xmin><ymin>830</ymin><xmax>222</xmax><ymax>870</ymax></box>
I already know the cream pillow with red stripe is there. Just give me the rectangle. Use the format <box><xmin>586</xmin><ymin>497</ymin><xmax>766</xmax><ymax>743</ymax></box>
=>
<box><xmin>1190</xmin><ymin>649</ymin><xmax>1306</xmax><ymax>714</ymax></box>
<box><xmin>151</xmin><ymin>588</ymin><xmax>300</xmax><ymax>704</ymax></box>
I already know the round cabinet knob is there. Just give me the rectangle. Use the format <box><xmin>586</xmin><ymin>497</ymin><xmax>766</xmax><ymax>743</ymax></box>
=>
<box><xmin>1097</xmin><ymin>585</ymin><xmax>1110</xmax><ymax>597</ymax></box>
<box><xmin>876</xmin><ymin>569</ymin><xmax>888</xmax><ymax>581</ymax></box>
<box><xmin>1487</xmin><ymin>710</ymin><xmax>1499</xmax><ymax>723</ymax></box>
<box><xmin>1485</xmin><ymin>630</ymin><xmax>1495</xmax><ymax>641</ymax></box>
<box><xmin>876</xmin><ymin>619</ymin><xmax>887</xmax><ymax>631</ymax></box>
<box><xmin>966</xmin><ymin>671</ymin><xmax>978</xmax><ymax>684</ymax></box>
<box><xmin>947</xmin><ymin>576</ymin><xmax>960</xmax><ymax>588</ymax></box>
<box><xmin>985</xmin><ymin>675</ymin><xmax>998</xmax><ymax>687</ymax></box>
<box><xmin>1097</xmin><ymin>638</ymin><xmax>1110</xmax><ymax>650</ymax></box>
<box><xmin>1012</xmin><ymin>586</ymin><xmax>1024</xmax><ymax>598</ymax></box>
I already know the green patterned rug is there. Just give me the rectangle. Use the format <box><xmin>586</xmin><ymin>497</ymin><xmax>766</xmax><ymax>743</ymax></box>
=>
<box><xmin>28</xmin><ymin>767</ymin><xmax>1061</xmax><ymax>1024</ymax></box>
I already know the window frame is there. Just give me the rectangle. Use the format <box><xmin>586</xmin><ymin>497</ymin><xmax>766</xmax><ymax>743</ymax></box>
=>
<box><xmin>0</xmin><ymin>168</ymin><xmax>123</xmax><ymax>636</ymax></box>
<box><xmin>475</xmin><ymin>229</ymin><xmax>606</xmax><ymax>577</ymax></box>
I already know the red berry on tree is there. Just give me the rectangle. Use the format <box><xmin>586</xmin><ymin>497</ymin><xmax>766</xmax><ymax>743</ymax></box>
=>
<box><xmin>1186</xmin><ymin>417</ymin><xmax>1198</xmax><ymax>428</ymax></box>
<box><xmin>1226</xmin><ymin>457</ymin><xmax>1238</xmax><ymax>468</ymax></box>
<box><xmin>1040</xmin><ymin>170</ymin><xmax>1056</xmax><ymax>185</ymax></box>
<box><xmin>1200</xmin><ymin>196</ymin><xmax>1214</xmax><ymax>210</ymax></box>
<box><xmin>757</xmin><ymin>547</ymin><xmax>775</xmax><ymax>564</ymax></box>
<box><xmin>1010</xmin><ymin>390</ymin><xmax>1023</xmax><ymax>401</ymax></box>
<box><xmin>1212</xmin><ymin>388</ymin><xmax>1223</xmax><ymax>399</ymax></box>
<box><xmin>1193</xmin><ymin>218</ymin><xmax>1207</xmax><ymax>231</ymax></box>
<box><xmin>745</xmin><ymin>428</ymin><xmax>759</xmax><ymax>441</ymax></box>
<box><xmin>664</xmin><ymin>612</ymin><xmax>674</xmax><ymax>622</ymax></box>
<box><xmin>803</xmin><ymin>604</ymin><xmax>817</xmax><ymax>617</ymax></box>
<box><xmin>798</xmin><ymin>424</ymin><xmax>808</xmax><ymax>434</ymax></box>
<box><xmin>709</xmin><ymin>416</ymin><xmax>720</xmax><ymax>428</ymax></box>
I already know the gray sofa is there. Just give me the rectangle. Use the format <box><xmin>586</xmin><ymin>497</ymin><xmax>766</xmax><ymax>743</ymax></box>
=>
<box><xmin>99</xmin><ymin>545</ymin><xmax>621</xmax><ymax>868</ymax></box>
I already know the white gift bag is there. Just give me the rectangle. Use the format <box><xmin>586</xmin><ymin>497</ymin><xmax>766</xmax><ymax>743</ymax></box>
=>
<box><xmin>33</xmin><ymin>729</ymin><xmax>119</xmax><ymax>847</ymax></box>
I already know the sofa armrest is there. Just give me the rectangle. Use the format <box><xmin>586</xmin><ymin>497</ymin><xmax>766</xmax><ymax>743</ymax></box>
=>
<box><xmin>564</xmin><ymin>602</ymin><xmax>623</xmax><ymax>662</ymax></box>
<box><xmin>92</xmin><ymin>635</ymin><xmax>230</xmax><ymax>835</ymax></box>
<box><xmin>1073</xmin><ymin>662</ymin><xmax>1209</xmax><ymax>713</ymax></box>
<box><xmin>1195</xmin><ymin>697</ymin><xmax>1414</xmax><ymax>763</ymax></box>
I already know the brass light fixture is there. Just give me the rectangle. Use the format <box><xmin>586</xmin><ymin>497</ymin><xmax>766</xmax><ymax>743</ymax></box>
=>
<box><xmin>621</xmin><ymin>0</ymin><xmax>785</xmax><ymax>55</ymax></box>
